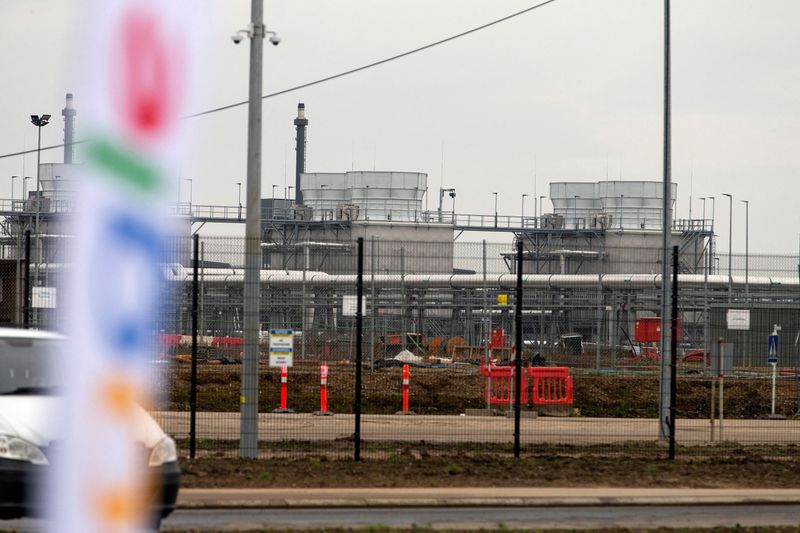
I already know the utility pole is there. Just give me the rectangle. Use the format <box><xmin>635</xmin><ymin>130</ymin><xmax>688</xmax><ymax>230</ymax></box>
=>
<box><xmin>241</xmin><ymin>0</ymin><xmax>264</xmax><ymax>459</ymax></box>
<box><xmin>723</xmin><ymin>193</ymin><xmax>732</xmax><ymax>303</ymax></box>
<box><xmin>742</xmin><ymin>199</ymin><xmax>749</xmax><ymax>301</ymax></box>
<box><xmin>658</xmin><ymin>0</ymin><xmax>673</xmax><ymax>444</ymax></box>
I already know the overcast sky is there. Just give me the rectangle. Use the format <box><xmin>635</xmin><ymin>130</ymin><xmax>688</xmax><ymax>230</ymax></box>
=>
<box><xmin>1</xmin><ymin>0</ymin><xmax>798</xmax><ymax>252</ymax></box>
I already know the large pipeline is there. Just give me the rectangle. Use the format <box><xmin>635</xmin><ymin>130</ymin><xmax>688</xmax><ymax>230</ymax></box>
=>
<box><xmin>159</xmin><ymin>264</ymin><xmax>798</xmax><ymax>290</ymax></box>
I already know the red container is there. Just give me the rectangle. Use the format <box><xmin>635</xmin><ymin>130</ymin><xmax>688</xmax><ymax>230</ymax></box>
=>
<box><xmin>634</xmin><ymin>317</ymin><xmax>680</xmax><ymax>343</ymax></box>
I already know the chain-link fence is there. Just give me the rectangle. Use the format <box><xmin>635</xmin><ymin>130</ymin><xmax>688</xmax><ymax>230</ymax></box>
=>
<box><xmin>14</xmin><ymin>232</ymin><xmax>800</xmax><ymax>459</ymax></box>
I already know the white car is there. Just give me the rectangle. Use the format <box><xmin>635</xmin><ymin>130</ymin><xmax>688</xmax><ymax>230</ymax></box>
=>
<box><xmin>0</xmin><ymin>328</ymin><xmax>180</xmax><ymax>526</ymax></box>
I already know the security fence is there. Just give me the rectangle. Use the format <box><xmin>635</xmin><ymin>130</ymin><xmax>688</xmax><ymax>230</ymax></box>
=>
<box><xmin>15</xmin><ymin>233</ymin><xmax>800</xmax><ymax>459</ymax></box>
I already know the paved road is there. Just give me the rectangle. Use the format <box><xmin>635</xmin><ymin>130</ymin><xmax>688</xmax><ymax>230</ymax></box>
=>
<box><xmin>153</xmin><ymin>411</ymin><xmax>800</xmax><ymax>445</ymax></box>
<box><xmin>6</xmin><ymin>504</ymin><xmax>799</xmax><ymax>531</ymax></box>
<box><xmin>159</xmin><ymin>505</ymin><xmax>800</xmax><ymax>530</ymax></box>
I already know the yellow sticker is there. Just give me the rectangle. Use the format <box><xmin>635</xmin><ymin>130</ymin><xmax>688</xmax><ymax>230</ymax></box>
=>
<box><xmin>497</xmin><ymin>293</ymin><xmax>508</xmax><ymax>306</ymax></box>
<box><xmin>240</xmin><ymin>395</ymin><xmax>246</xmax><ymax>404</ymax></box>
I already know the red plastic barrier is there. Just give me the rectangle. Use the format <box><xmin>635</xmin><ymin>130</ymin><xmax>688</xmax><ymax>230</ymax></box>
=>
<box><xmin>480</xmin><ymin>365</ymin><xmax>527</xmax><ymax>406</ymax></box>
<box><xmin>211</xmin><ymin>336</ymin><xmax>244</xmax><ymax>348</ymax></box>
<box><xmin>527</xmin><ymin>367</ymin><xmax>573</xmax><ymax>406</ymax></box>
<box><xmin>157</xmin><ymin>334</ymin><xmax>182</xmax><ymax>347</ymax></box>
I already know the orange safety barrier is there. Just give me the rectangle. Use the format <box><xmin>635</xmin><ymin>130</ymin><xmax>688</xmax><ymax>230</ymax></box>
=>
<box><xmin>480</xmin><ymin>365</ymin><xmax>527</xmax><ymax>406</ymax></box>
<box><xmin>527</xmin><ymin>367</ymin><xmax>573</xmax><ymax>405</ymax></box>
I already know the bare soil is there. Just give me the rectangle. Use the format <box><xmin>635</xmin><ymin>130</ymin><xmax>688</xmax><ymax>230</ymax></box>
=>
<box><xmin>179</xmin><ymin>451</ymin><xmax>800</xmax><ymax>489</ymax></box>
<box><xmin>165</xmin><ymin>363</ymin><xmax>800</xmax><ymax>419</ymax></box>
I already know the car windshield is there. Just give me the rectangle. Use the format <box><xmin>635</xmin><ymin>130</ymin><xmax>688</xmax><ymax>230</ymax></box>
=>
<box><xmin>0</xmin><ymin>337</ymin><xmax>61</xmax><ymax>394</ymax></box>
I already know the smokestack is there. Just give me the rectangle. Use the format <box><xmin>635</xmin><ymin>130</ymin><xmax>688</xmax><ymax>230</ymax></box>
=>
<box><xmin>293</xmin><ymin>103</ymin><xmax>308</xmax><ymax>204</ymax></box>
<box><xmin>61</xmin><ymin>93</ymin><xmax>77</xmax><ymax>164</ymax></box>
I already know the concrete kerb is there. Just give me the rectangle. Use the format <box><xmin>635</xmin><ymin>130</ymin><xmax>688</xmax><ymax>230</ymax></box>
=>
<box><xmin>176</xmin><ymin>488</ymin><xmax>800</xmax><ymax>509</ymax></box>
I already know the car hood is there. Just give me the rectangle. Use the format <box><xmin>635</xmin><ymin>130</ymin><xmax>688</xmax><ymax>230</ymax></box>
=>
<box><xmin>0</xmin><ymin>395</ymin><xmax>166</xmax><ymax>449</ymax></box>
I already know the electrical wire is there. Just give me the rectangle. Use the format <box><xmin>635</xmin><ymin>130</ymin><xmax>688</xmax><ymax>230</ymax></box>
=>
<box><xmin>0</xmin><ymin>0</ymin><xmax>558</xmax><ymax>160</ymax></box>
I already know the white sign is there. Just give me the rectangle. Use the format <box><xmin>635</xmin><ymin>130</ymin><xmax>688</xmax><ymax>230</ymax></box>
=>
<box><xmin>32</xmin><ymin>287</ymin><xmax>57</xmax><ymax>309</ymax></box>
<box><xmin>726</xmin><ymin>309</ymin><xmax>750</xmax><ymax>330</ymax></box>
<box><xmin>269</xmin><ymin>329</ymin><xmax>294</xmax><ymax>367</ymax></box>
<box><xmin>342</xmin><ymin>295</ymin><xmax>367</xmax><ymax>317</ymax></box>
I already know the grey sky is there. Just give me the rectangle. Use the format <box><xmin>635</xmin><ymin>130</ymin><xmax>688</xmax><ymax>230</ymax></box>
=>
<box><xmin>1</xmin><ymin>0</ymin><xmax>798</xmax><ymax>252</ymax></box>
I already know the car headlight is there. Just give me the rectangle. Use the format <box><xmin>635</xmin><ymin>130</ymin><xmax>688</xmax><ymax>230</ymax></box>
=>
<box><xmin>148</xmin><ymin>436</ymin><xmax>177</xmax><ymax>467</ymax></box>
<box><xmin>0</xmin><ymin>435</ymin><xmax>48</xmax><ymax>465</ymax></box>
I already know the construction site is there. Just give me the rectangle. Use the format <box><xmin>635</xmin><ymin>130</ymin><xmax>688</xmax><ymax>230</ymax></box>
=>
<box><xmin>2</xmin><ymin>95</ymin><xmax>799</xmax><ymax>459</ymax></box>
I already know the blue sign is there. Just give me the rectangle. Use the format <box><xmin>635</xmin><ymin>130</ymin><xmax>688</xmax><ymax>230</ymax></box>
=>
<box><xmin>768</xmin><ymin>334</ymin><xmax>779</xmax><ymax>364</ymax></box>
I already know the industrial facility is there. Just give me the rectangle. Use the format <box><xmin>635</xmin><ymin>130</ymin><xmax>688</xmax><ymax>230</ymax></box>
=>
<box><xmin>0</xmin><ymin>96</ymin><xmax>794</xmax><ymax>370</ymax></box>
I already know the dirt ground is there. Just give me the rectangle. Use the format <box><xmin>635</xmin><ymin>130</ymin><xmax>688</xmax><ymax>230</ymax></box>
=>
<box><xmin>166</xmin><ymin>529</ymin><xmax>800</xmax><ymax>533</ymax></box>
<box><xmin>166</xmin><ymin>363</ymin><xmax>800</xmax><ymax>419</ymax></box>
<box><xmin>179</xmin><ymin>452</ymin><xmax>800</xmax><ymax>489</ymax></box>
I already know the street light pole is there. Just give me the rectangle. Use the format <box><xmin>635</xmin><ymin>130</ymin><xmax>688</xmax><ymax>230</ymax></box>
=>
<box><xmin>722</xmin><ymin>193</ymin><xmax>733</xmax><ymax>302</ymax></box>
<box><xmin>658</xmin><ymin>0</ymin><xmax>673</xmax><ymax>446</ymax></box>
<box><xmin>521</xmin><ymin>194</ymin><xmax>528</xmax><ymax>226</ymax></box>
<box><xmin>742</xmin><ymin>199</ymin><xmax>749</xmax><ymax>301</ymax></box>
<box><xmin>23</xmin><ymin>177</ymin><xmax>31</xmax><ymax>203</ymax></box>
<box><xmin>493</xmin><ymin>192</ymin><xmax>498</xmax><ymax>228</ymax></box>
<box><xmin>709</xmin><ymin>196</ymin><xmax>716</xmax><ymax>273</ymax></box>
<box><xmin>185</xmin><ymin>178</ymin><xmax>193</xmax><ymax>214</ymax></box>
<box><xmin>30</xmin><ymin>114</ymin><xmax>51</xmax><ymax>311</ymax></box>
<box><xmin>240</xmin><ymin>0</ymin><xmax>265</xmax><ymax>459</ymax></box>
<box><xmin>539</xmin><ymin>195</ymin><xmax>545</xmax><ymax>228</ymax></box>
<box><xmin>573</xmin><ymin>195</ymin><xmax>580</xmax><ymax>229</ymax></box>
<box><xmin>237</xmin><ymin>182</ymin><xmax>242</xmax><ymax>220</ymax></box>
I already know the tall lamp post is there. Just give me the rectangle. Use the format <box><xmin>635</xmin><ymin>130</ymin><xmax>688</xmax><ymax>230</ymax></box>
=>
<box><xmin>493</xmin><ymin>192</ymin><xmax>498</xmax><ymax>228</ymax></box>
<box><xmin>539</xmin><ymin>195</ymin><xmax>545</xmax><ymax>228</ymax></box>
<box><xmin>236</xmin><ymin>182</ymin><xmax>242</xmax><ymax>220</ymax></box>
<box><xmin>30</xmin><ymin>114</ymin><xmax>51</xmax><ymax>305</ymax></box>
<box><xmin>232</xmin><ymin>2</ymin><xmax>281</xmax><ymax>459</ymax></box>
<box><xmin>573</xmin><ymin>195</ymin><xmax>580</xmax><ymax>229</ymax></box>
<box><xmin>722</xmin><ymin>193</ymin><xmax>733</xmax><ymax>302</ymax></box>
<box><xmin>23</xmin><ymin>177</ymin><xmax>31</xmax><ymax>203</ymax></box>
<box><xmin>709</xmin><ymin>196</ymin><xmax>716</xmax><ymax>273</ymax></box>
<box><xmin>741</xmin><ymin>199</ymin><xmax>749</xmax><ymax>301</ymax></box>
<box><xmin>185</xmin><ymin>178</ymin><xmax>193</xmax><ymax>214</ymax></box>
<box><xmin>521</xmin><ymin>194</ymin><xmax>528</xmax><ymax>227</ymax></box>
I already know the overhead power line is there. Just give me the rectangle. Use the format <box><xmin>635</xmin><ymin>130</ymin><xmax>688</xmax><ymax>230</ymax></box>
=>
<box><xmin>0</xmin><ymin>0</ymin><xmax>558</xmax><ymax>160</ymax></box>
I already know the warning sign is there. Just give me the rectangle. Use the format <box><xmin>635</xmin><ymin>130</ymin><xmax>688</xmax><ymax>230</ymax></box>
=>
<box><xmin>269</xmin><ymin>329</ymin><xmax>294</xmax><ymax>367</ymax></box>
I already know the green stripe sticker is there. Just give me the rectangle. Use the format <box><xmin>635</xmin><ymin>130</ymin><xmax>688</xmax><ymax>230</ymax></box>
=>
<box><xmin>86</xmin><ymin>139</ymin><xmax>163</xmax><ymax>194</ymax></box>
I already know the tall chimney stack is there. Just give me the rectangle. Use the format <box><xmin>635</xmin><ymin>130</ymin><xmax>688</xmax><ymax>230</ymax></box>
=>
<box><xmin>293</xmin><ymin>103</ymin><xmax>308</xmax><ymax>204</ymax></box>
<box><xmin>61</xmin><ymin>93</ymin><xmax>77</xmax><ymax>164</ymax></box>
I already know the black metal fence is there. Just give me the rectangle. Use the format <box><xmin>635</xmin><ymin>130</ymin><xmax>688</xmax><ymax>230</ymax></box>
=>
<box><xmin>143</xmin><ymin>235</ymin><xmax>800</xmax><ymax>460</ymax></box>
<box><xmin>12</xmin><ymin>233</ymin><xmax>800</xmax><ymax>459</ymax></box>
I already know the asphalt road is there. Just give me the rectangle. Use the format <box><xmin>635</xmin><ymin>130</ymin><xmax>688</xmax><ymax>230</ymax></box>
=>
<box><xmin>153</xmin><ymin>411</ymin><xmax>800</xmax><ymax>445</ymax></box>
<box><xmin>159</xmin><ymin>504</ymin><xmax>800</xmax><ymax>530</ymax></box>
<box><xmin>5</xmin><ymin>504</ymin><xmax>800</xmax><ymax>531</ymax></box>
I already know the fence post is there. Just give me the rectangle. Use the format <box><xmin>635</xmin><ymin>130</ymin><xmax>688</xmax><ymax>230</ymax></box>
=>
<box><xmin>669</xmin><ymin>245</ymin><xmax>678</xmax><ymax>459</ymax></box>
<box><xmin>354</xmin><ymin>237</ymin><xmax>364</xmax><ymax>461</ymax></box>
<box><xmin>514</xmin><ymin>239</ymin><xmax>523</xmax><ymax>459</ymax></box>
<box><xmin>23</xmin><ymin>230</ymin><xmax>31</xmax><ymax>329</ymax></box>
<box><xmin>190</xmin><ymin>233</ymin><xmax>199</xmax><ymax>459</ymax></box>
